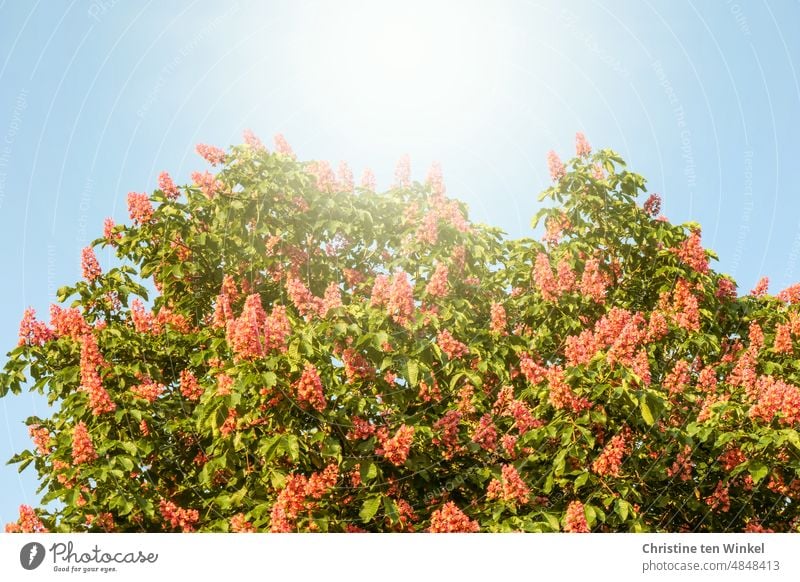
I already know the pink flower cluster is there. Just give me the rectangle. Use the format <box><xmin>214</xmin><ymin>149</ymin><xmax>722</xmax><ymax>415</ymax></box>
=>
<box><xmin>486</xmin><ymin>464</ymin><xmax>530</xmax><ymax>505</ymax></box>
<box><xmin>286</xmin><ymin>277</ymin><xmax>342</xmax><ymax>319</ymax></box>
<box><xmin>158</xmin><ymin>171</ymin><xmax>180</xmax><ymax>200</ymax></box>
<box><xmin>432</xmin><ymin>410</ymin><xmax>463</xmax><ymax>459</ymax></box>
<box><xmin>490</xmin><ymin>302</ymin><xmax>507</xmax><ymax>335</ymax></box>
<box><xmin>127</xmin><ymin>192</ymin><xmax>153</xmax><ymax>224</ymax></box>
<box><xmin>293</xmin><ymin>363</ymin><xmax>326</xmax><ymax>412</ymax></box>
<box><xmin>580</xmin><ymin>258</ymin><xmax>609</xmax><ymax>303</ymax></box>
<box><xmin>180</xmin><ymin>369</ymin><xmax>203</xmax><ymax>401</ymax></box>
<box><xmin>673</xmin><ymin>231</ymin><xmax>709</xmax><ymax>274</ymax></box>
<box><xmin>716</xmin><ymin>277</ymin><xmax>737</xmax><ymax>300</ymax></box>
<box><xmin>191</xmin><ymin>170</ymin><xmax>222</xmax><ymax>199</ymax></box>
<box><xmin>717</xmin><ymin>446</ymin><xmax>747</xmax><ymax>471</ymax></box>
<box><xmin>225</xmin><ymin>294</ymin><xmax>291</xmax><ymax>359</ymax></box>
<box><xmin>377</xmin><ymin>425</ymin><xmax>414</xmax><ymax>466</ymax></box>
<box><xmin>543</xmin><ymin>212</ymin><xmax>571</xmax><ymax>245</ymax></box>
<box><xmin>131</xmin><ymin>379</ymin><xmax>165</xmax><ymax>403</ymax></box>
<box><xmin>159</xmin><ymin>499</ymin><xmax>200</xmax><ymax>532</ymax></box>
<box><xmin>519</xmin><ymin>353</ymin><xmax>547</xmax><ymax>385</ymax></box>
<box><xmin>338</xmin><ymin>161</ymin><xmax>354</xmax><ymax>191</ymax></box>
<box><xmin>659</xmin><ymin>279</ymin><xmax>700</xmax><ymax>332</ymax></box>
<box><xmin>408</xmin><ymin>189</ymin><xmax>471</xmax><ymax>245</ymax></box>
<box><xmin>437</xmin><ymin>329</ymin><xmax>469</xmax><ymax>359</ymax></box>
<box><xmin>305</xmin><ymin>464</ymin><xmax>339</xmax><ymax>499</ymax></box>
<box><xmin>750</xmin><ymin>276</ymin><xmax>769</xmax><ymax>297</ymax></box>
<box><xmin>103</xmin><ymin>217</ymin><xmax>120</xmax><ymax>243</ymax></box>
<box><xmin>428</xmin><ymin>502</ymin><xmax>479</xmax><ymax>533</ymax></box>
<box><xmin>425</xmin><ymin>263</ymin><xmax>449</xmax><ymax>297</ymax></box>
<box><xmin>493</xmin><ymin>386</ymin><xmax>542</xmax><ymax>434</ymax></box>
<box><xmin>547</xmin><ymin>365</ymin><xmax>590</xmax><ymax>413</ymax></box>
<box><xmin>777</xmin><ymin>282</ymin><xmax>800</xmax><ymax>304</ymax></box>
<box><xmin>196</xmin><ymin>143</ymin><xmax>226</xmax><ymax>166</ymax></box>
<box><xmin>72</xmin><ymin>421</ymin><xmax>98</xmax><ymax>465</ymax></box>
<box><xmin>372</xmin><ymin>271</ymin><xmax>414</xmax><ymax>325</ymax></box>
<box><xmin>565</xmin><ymin>328</ymin><xmax>600</xmax><ymax>367</ymax></box>
<box><xmin>664</xmin><ymin>360</ymin><xmax>691</xmax><ymax>395</ymax></box>
<box><xmin>575</xmin><ymin>132</ymin><xmax>592</xmax><ymax>157</ymax></box>
<box><xmin>533</xmin><ymin>253</ymin><xmax>559</xmax><ymax>301</ymax></box>
<box><xmin>426</xmin><ymin>162</ymin><xmax>446</xmax><ymax>197</ymax></box>
<box><xmin>564</xmin><ymin>500</ymin><xmax>589</xmax><ymax>533</ymax></box>
<box><xmin>643</xmin><ymin>193</ymin><xmax>661</xmax><ymax>216</ymax></box>
<box><xmin>5</xmin><ymin>504</ymin><xmax>48</xmax><ymax>533</ymax></box>
<box><xmin>346</xmin><ymin>416</ymin><xmax>376</xmax><ymax>441</ymax></box>
<box><xmin>220</xmin><ymin>408</ymin><xmax>238</xmax><ymax>437</ymax></box>
<box><xmin>243</xmin><ymin>128</ymin><xmax>265</xmax><ymax>150</ymax></box>
<box><xmin>130</xmin><ymin>299</ymin><xmax>154</xmax><ymax>333</ymax></box>
<box><xmin>307</xmin><ymin>160</ymin><xmax>338</xmax><ymax>192</ymax></box>
<box><xmin>216</xmin><ymin>373</ymin><xmax>234</xmax><ymax>396</ymax></box>
<box><xmin>774</xmin><ymin>323</ymin><xmax>793</xmax><ymax>353</ymax></box>
<box><xmin>471</xmin><ymin>413</ymin><xmax>498</xmax><ymax>451</ymax></box>
<box><xmin>29</xmin><ymin>424</ymin><xmax>51</xmax><ymax>455</ymax></box>
<box><xmin>547</xmin><ymin>151</ymin><xmax>566</xmax><ymax>181</ymax></box>
<box><xmin>79</xmin><ymin>333</ymin><xmax>116</xmax><ymax>415</ymax></box>
<box><xmin>342</xmin><ymin>348</ymin><xmax>373</xmax><ymax>383</ymax></box>
<box><xmin>230</xmin><ymin>513</ymin><xmax>256</xmax><ymax>533</ymax></box>
<box><xmin>50</xmin><ymin>305</ymin><xmax>90</xmax><ymax>339</ymax></box>
<box><xmin>81</xmin><ymin>247</ymin><xmax>102</xmax><ymax>282</ymax></box>
<box><xmin>360</xmin><ymin>168</ymin><xmax>376</xmax><ymax>190</ymax></box>
<box><xmin>591</xmin><ymin>428</ymin><xmax>630</xmax><ymax>477</ymax></box>
<box><xmin>749</xmin><ymin>376</ymin><xmax>800</xmax><ymax>426</ymax></box>
<box><xmin>18</xmin><ymin>307</ymin><xmax>54</xmax><ymax>346</ymax></box>
<box><xmin>728</xmin><ymin>345</ymin><xmax>758</xmax><ymax>395</ymax></box>
<box><xmin>273</xmin><ymin>133</ymin><xmax>295</xmax><ymax>158</ymax></box>
<box><xmin>394</xmin><ymin>154</ymin><xmax>411</xmax><ymax>188</ymax></box>
<box><xmin>704</xmin><ymin>481</ymin><xmax>731</xmax><ymax>512</ymax></box>
<box><xmin>270</xmin><ymin>465</ymin><xmax>338</xmax><ymax>532</ymax></box>
<box><xmin>647</xmin><ymin>311</ymin><xmax>668</xmax><ymax>341</ymax></box>
<box><xmin>270</xmin><ymin>474</ymin><xmax>307</xmax><ymax>532</ymax></box>
<box><xmin>666</xmin><ymin>445</ymin><xmax>693</xmax><ymax>481</ymax></box>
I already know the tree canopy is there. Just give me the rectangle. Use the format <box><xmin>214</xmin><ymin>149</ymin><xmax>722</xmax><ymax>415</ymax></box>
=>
<box><xmin>4</xmin><ymin>132</ymin><xmax>800</xmax><ymax>533</ymax></box>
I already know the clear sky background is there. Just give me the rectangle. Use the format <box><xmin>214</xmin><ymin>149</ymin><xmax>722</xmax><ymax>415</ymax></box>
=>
<box><xmin>1</xmin><ymin>0</ymin><xmax>799</xmax><ymax>525</ymax></box>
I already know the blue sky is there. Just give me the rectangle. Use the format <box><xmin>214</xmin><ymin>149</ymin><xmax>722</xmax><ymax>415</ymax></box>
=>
<box><xmin>1</xmin><ymin>0</ymin><xmax>799</xmax><ymax>525</ymax></box>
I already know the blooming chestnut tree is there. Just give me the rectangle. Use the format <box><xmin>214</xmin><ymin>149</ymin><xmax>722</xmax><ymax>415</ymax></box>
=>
<box><xmin>3</xmin><ymin>132</ymin><xmax>800</xmax><ymax>533</ymax></box>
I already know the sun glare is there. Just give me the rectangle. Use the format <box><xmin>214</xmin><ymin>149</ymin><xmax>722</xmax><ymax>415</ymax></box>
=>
<box><xmin>293</xmin><ymin>1</ymin><xmax>512</xmax><ymax>136</ymax></box>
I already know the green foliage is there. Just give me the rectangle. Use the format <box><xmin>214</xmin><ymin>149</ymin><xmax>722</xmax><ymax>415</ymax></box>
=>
<box><xmin>3</xmin><ymin>137</ymin><xmax>800</xmax><ymax>533</ymax></box>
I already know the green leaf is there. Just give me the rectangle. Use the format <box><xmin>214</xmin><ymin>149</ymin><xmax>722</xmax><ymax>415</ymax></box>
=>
<box><xmin>584</xmin><ymin>504</ymin><xmax>597</xmax><ymax>528</ymax></box>
<box><xmin>748</xmin><ymin>461</ymin><xmax>769</xmax><ymax>484</ymax></box>
<box><xmin>615</xmin><ymin>499</ymin><xmax>630</xmax><ymax>521</ymax></box>
<box><xmin>406</xmin><ymin>360</ymin><xmax>419</xmax><ymax>387</ymax></box>
<box><xmin>640</xmin><ymin>397</ymin><xmax>654</xmax><ymax>426</ymax></box>
<box><xmin>285</xmin><ymin>434</ymin><xmax>300</xmax><ymax>461</ymax></box>
<box><xmin>359</xmin><ymin>496</ymin><xmax>381</xmax><ymax>522</ymax></box>
<box><xmin>383</xmin><ymin>497</ymin><xmax>399</xmax><ymax>524</ymax></box>
<box><xmin>360</xmin><ymin>462</ymin><xmax>378</xmax><ymax>482</ymax></box>
<box><xmin>574</xmin><ymin>471</ymin><xmax>589</xmax><ymax>491</ymax></box>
